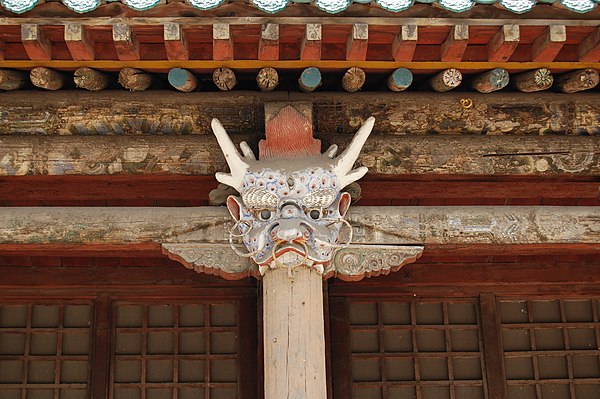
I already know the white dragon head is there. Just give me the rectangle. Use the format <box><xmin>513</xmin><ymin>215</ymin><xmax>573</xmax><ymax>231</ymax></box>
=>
<box><xmin>212</xmin><ymin>105</ymin><xmax>374</xmax><ymax>275</ymax></box>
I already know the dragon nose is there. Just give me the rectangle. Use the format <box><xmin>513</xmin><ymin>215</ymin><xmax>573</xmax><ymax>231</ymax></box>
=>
<box><xmin>280</xmin><ymin>204</ymin><xmax>300</xmax><ymax>219</ymax></box>
<box><xmin>274</xmin><ymin>218</ymin><xmax>303</xmax><ymax>241</ymax></box>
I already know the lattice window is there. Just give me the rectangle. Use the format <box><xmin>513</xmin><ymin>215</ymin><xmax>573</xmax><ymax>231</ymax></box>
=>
<box><xmin>0</xmin><ymin>302</ymin><xmax>93</xmax><ymax>399</ymax></box>
<box><xmin>348</xmin><ymin>299</ymin><xmax>486</xmax><ymax>399</ymax></box>
<box><xmin>111</xmin><ymin>301</ymin><xmax>239</xmax><ymax>399</ymax></box>
<box><xmin>499</xmin><ymin>299</ymin><xmax>600</xmax><ymax>399</ymax></box>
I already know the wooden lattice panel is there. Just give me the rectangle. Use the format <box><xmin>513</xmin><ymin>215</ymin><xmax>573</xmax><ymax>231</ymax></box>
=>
<box><xmin>348</xmin><ymin>298</ymin><xmax>486</xmax><ymax>399</ymax></box>
<box><xmin>111</xmin><ymin>301</ymin><xmax>239</xmax><ymax>399</ymax></box>
<box><xmin>0</xmin><ymin>302</ymin><xmax>93</xmax><ymax>399</ymax></box>
<box><xmin>498</xmin><ymin>299</ymin><xmax>600</xmax><ymax>399</ymax></box>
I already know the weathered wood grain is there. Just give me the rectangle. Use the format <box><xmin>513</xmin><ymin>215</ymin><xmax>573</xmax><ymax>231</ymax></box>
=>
<box><xmin>263</xmin><ymin>267</ymin><xmax>327</xmax><ymax>398</ymax></box>
<box><xmin>1</xmin><ymin>91</ymin><xmax>600</xmax><ymax>136</ymax></box>
<box><xmin>0</xmin><ymin>134</ymin><xmax>597</xmax><ymax>176</ymax></box>
<box><xmin>0</xmin><ymin>207</ymin><xmax>597</xmax><ymax>247</ymax></box>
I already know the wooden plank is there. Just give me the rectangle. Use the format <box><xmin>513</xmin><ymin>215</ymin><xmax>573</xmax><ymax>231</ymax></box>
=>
<box><xmin>163</xmin><ymin>23</ymin><xmax>189</xmax><ymax>61</ymax></box>
<box><xmin>258</xmin><ymin>23</ymin><xmax>279</xmax><ymax>61</ymax></box>
<box><xmin>479</xmin><ymin>294</ymin><xmax>507</xmax><ymax>399</ymax></box>
<box><xmin>90</xmin><ymin>295</ymin><xmax>111</xmax><ymax>399</ymax></box>
<box><xmin>21</xmin><ymin>24</ymin><xmax>51</xmax><ymax>60</ymax></box>
<box><xmin>328</xmin><ymin>297</ymin><xmax>352</xmax><ymax>399</ymax></box>
<box><xmin>0</xmin><ymin>130</ymin><xmax>600</xmax><ymax>178</ymax></box>
<box><xmin>112</xmin><ymin>23</ymin><xmax>140</xmax><ymax>61</ymax></box>
<box><xmin>0</xmin><ymin>207</ymin><xmax>598</xmax><ymax>247</ymax></box>
<box><xmin>213</xmin><ymin>23</ymin><xmax>233</xmax><ymax>61</ymax></box>
<box><xmin>487</xmin><ymin>25</ymin><xmax>519</xmax><ymax>62</ymax></box>
<box><xmin>440</xmin><ymin>24</ymin><xmax>468</xmax><ymax>62</ymax></box>
<box><xmin>300</xmin><ymin>23</ymin><xmax>321</xmax><ymax>61</ymax></box>
<box><xmin>392</xmin><ymin>25</ymin><xmax>417</xmax><ymax>62</ymax></box>
<box><xmin>3</xmin><ymin>91</ymin><xmax>600</xmax><ymax>137</ymax></box>
<box><xmin>346</xmin><ymin>23</ymin><xmax>368</xmax><ymax>61</ymax></box>
<box><xmin>531</xmin><ymin>25</ymin><xmax>566</xmax><ymax>62</ymax></box>
<box><xmin>0</xmin><ymin>91</ymin><xmax>600</xmax><ymax>138</ymax></box>
<box><xmin>578</xmin><ymin>27</ymin><xmax>600</xmax><ymax>62</ymax></box>
<box><xmin>0</xmin><ymin>60</ymin><xmax>600</xmax><ymax>73</ymax></box>
<box><xmin>64</xmin><ymin>23</ymin><xmax>95</xmax><ymax>61</ymax></box>
<box><xmin>263</xmin><ymin>267</ymin><xmax>326</xmax><ymax>399</ymax></box>
<box><xmin>2</xmin><ymin>16</ymin><xmax>600</xmax><ymax>28</ymax></box>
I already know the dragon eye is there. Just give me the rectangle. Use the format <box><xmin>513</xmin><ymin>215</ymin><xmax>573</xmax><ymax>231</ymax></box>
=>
<box><xmin>259</xmin><ymin>209</ymin><xmax>273</xmax><ymax>221</ymax></box>
<box><xmin>309</xmin><ymin>209</ymin><xmax>321</xmax><ymax>220</ymax></box>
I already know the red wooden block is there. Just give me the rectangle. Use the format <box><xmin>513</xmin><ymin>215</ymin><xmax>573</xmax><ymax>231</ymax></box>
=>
<box><xmin>347</xmin><ymin>24</ymin><xmax>368</xmax><ymax>61</ymax></box>
<box><xmin>532</xmin><ymin>25</ymin><xmax>566</xmax><ymax>62</ymax></box>
<box><xmin>487</xmin><ymin>25</ymin><xmax>520</xmax><ymax>62</ymax></box>
<box><xmin>21</xmin><ymin>24</ymin><xmax>52</xmax><ymax>60</ymax></box>
<box><xmin>65</xmin><ymin>23</ymin><xmax>95</xmax><ymax>61</ymax></box>
<box><xmin>392</xmin><ymin>25</ymin><xmax>417</xmax><ymax>62</ymax></box>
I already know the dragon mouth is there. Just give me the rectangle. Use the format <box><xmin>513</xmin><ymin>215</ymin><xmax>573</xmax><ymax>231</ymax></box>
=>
<box><xmin>259</xmin><ymin>240</ymin><xmax>323</xmax><ymax>268</ymax></box>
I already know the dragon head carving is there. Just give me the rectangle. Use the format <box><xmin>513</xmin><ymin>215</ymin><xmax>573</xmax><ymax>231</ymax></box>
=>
<box><xmin>212</xmin><ymin>105</ymin><xmax>373</xmax><ymax>275</ymax></box>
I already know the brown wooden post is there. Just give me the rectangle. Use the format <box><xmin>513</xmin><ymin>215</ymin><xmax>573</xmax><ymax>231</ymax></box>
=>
<box><xmin>263</xmin><ymin>267</ymin><xmax>327</xmax><ymax>398</ymax></box>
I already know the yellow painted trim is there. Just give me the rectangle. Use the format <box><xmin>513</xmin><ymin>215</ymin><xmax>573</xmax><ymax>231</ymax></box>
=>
<box><xmin>1</xmin><ymin>60</ymin><xmax>600</xmax><ymax>72</ymax></box>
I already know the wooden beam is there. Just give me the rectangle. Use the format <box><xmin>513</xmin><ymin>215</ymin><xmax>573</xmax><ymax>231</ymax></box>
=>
<box><xmin>428</xmin><ymin>68</ymin><xmax>462</xmax><ymax>92</ymax></box>
<box><xmin>471</xmin><ymin>68</ymin><xmax>509</xmax><ymax>93</ymax></box>
<box><xmin>29</xmin><ymin>67</ymin><xmax>64</xmax><ymax>91</ymax></box>
<box><xmin>0</xmin><ymin>207</ymin><xmax>597</xmax><ymax>248</ymax></box>
<box><xmin>555</xmin><ymin>69</ymin><xmax>599</xmax><ymax>93</ymax></box>
<box><xmin>0</xmin><ymin>69</ymin><xmax>27</xmax><ymax>91</ymax></box>
<box><xmin>440</xmin><ymin>24</ymin><xmax>468</xmax><ymax>62</ymax></box>
<box><xmin>392</xmin><ymin>25</ymin><xmax>417</xmax><ymax>62</ymax></box>
<box><xmin>0</xmin><ymin>39</ymin><xmax>4</xmax><ymax>61</ymax></box>
<box><xmin>487</xmin><ymin>25</ymin><xmax>519</xmax><ymax>62</ymax></box>
<box><xmin>213</xmin><ymin>23</ymin><xmax>233</xmax><ymax>61</ymax></box>
<box><xmin>300</xmin><ymin>23</ymin><xmax>321</xmax><ymax>61</ymax></box>
<box><xmin>112</xmin><ymin>23</ymin><xmax>140</xmax><ymax>61</ymax></box>
<box><xmin>346</xmin><ymin>23</ymin><xmax>369</xmax><ymax>61</ymax></box>
<box><xmin>578</xmin><ymin>27</ymin><xmax>600</xmax><ymax>62</ymax></box>
<box><xmin>21</xmin><ymin>24</ymin><xmax>52</xmax><ymax>61</ymax></box>
<box><xmin>64</xmin><ymin>23</ymin><xmax>95</xmax><ymax>61</ymax></box>
<box><xmin>2</xmin><ymin>91</ymin><xmax>600</xmax><ymax>137</ymax></box>
<box><xmin>531</xmin><ymin>25</ymin><xmax>566</xmax><ymax>62</ymax></box>
<box><xmin>164</xmin><ymin>23</ymin><xmax>189</xmax><ymax>61</ymax></box>
<box><xmin>512</xmin><ymin>68</ymin><xmax>553</xmax><ymax>92</ymax></box>
<box><xmin>0</xmin><ymin>134</ymin><xmax>597</xmax><ymax>177</ymax></box>
<box><xmin>258</xmin><ymin>23</ymin><xmax>279</xmax><ymax>61</ymax></box>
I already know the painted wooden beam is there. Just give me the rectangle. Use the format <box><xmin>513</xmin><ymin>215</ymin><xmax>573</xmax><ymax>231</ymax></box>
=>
<box><xmin>386</xmin><ymin>68</ymin><xmax>413</xmax><ymax>92</ymax></box>
<box><xmin>578</xmin><ymin>27</ymin><xmax>600</xmax><ymax>62</ymax></box>
<box><xmin>428</xmin><ymin>68</ymin><xmax>462</xmax><ymax>92</ymax></box>
<box><xmin>0</xmin><ymin>39</ymin><xmax>4</xmax><ymax>61</ymax></box>
<box><xmin>487</xmin><ymin>25</ymin><xmax>519</xmax><ymax>62</ymax></box>
<box><xmin>512</xmin><ymin>68</ymin><xmax>553</xmax><ymax>92</ymax></box>
<box><xmin>471</xmin><ymin>68</ymin><xmax>510</xmax><ymax>93</ymax></box>
<box><xmin>2</xmin><ymin>91</ymin><xmax>600</xmax><ymax>137</ymax></box>
<box><xmin>112</xmin><ymin>23</ymin><xmax>140</xmax><ymax>61</ymax></box>
<box><xmin>392</xmin><ymin>25</ymin><xmax>417</xmax><ymax>62</ymax></box>
<box><xmin>21</xmin><ymin>24</ymin><xmax>52</xmax><ymax>61</ymax></box>
<box><xmin>0</xmin><ymin>207</ymin><xmax>597</xmax><ymax>248</ymax></box>
<box><xmin>30</xmin><ymin>67</ymin><xmax>64</xmax><ymax>91</ymax></box>
<box><xmin>0</xmin><ymin>69</ymin><xmax>27</xmax><ymax>91</ymax></box>
<box><xmin>346</xmin><ymin>23</ymin><xmax>369</xmax><ymax>61</ymax></box>
<box><xmin>256</xmin><ymin>67</ymin><xmax>278</xmax><ymax>91</ymax></box>
<box><xmin>168</xmin><ymin>68</ymin><xmax>197</xmax><ymax>92</ymax></box>
<box><xmin>440</xmin><ymin>24</ymin><xmax>468</xmax><ymax>62</ymax></box>
<box><xmin>213</xmin><ymin>23</ymin><xmax>233</xmax><ymax>61</ymax></box>
<box><xmin>73</xmin><ymin>67</ymin><xmax>109</xmax><ymax>91</ymax></box>
<box><xmin>341</xmin><ymin>67</ymin><xmax>365</xmax><ymax>92</ymax></box>
<box><xmin>118</xmin><ymin>67</ymin><xmax>152</xmax><ymax>91</ymax></box>
<box><xmin>258</xmin><ymin>23</ymin><xmax>279</xmax><ymax>61</ymax></box>
<box><xmin>300</xmin><ymin>23</ymin><xmax>322</xmax><ymax>61</ymax></box>
<box><xmin>213</xmin><ymin>67</ymin><xmax>237</xmax><ymax>91</ymax></box>
<box><xmin>0</xmin><ymin>134</ymin><xmax>597</xmax><ymax>177</ymax></box>
<box><xmin>298</xmin><ymin>67</ymin><xmax>322</xmax><ymax>93</ymax></box>
<box><xmin>164</xmin><ymin>23</ymin><xmax>189</xmax><ymax>61</ymax></box>
<box><xmin>64</xmin><ymin>23</ymin><xmax>95</xmax><ymax>61</ymax></box>
<box><xmin>555</xmin><ymin>69</ymin><xmax>599</xmax><ymax>93</ymax></box>
<box><xmin>531</xmin><ymin>25</ymin><xmax>566</xmax><ymax>62</ymax></box>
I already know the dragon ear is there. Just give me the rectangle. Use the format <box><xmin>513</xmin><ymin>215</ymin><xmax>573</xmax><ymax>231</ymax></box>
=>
<box><xmin>338</xmin><ymin>192</ymin><xmax>351</xmax><ymax>217</ymax></box>
<box><xmin>226</xmin><ymin>195</ymin><xmax>242</xmax><ymax>222</ymax></box>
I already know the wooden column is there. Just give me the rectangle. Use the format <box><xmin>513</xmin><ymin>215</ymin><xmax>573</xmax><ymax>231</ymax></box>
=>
<box><xmin>263</xmin><ymin>267</ymin><xmax>327</xmax><ymax>399</ymax></box>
